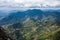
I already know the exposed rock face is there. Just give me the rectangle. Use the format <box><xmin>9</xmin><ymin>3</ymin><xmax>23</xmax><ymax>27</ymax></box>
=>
<box><xmin>0</xmin><ymin>26</ymin><xmax>15</xmax><ymax>40</ymax></box>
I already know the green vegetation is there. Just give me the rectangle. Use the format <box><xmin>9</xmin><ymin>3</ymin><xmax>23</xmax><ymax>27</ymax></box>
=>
<box><xmin>2</xmin><ymin>15</ymin><xmax>60</xmax><ymax>40</ymax></box>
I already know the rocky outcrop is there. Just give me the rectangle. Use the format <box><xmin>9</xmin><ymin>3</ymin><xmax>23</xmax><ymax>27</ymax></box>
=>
<box><xmin>0</xmin><ymin>26</ymin><xmax>15</xmax><ymax>40</ymax></box>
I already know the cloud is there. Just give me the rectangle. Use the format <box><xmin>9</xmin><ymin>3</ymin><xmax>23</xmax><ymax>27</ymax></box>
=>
<box><xmin>0</xmin><ymin>0</ymin><xmax>60</xmax><ymax>10</ymax></box>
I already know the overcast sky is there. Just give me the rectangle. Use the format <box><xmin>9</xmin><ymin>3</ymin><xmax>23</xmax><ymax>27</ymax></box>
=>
<box><xmin>0</xmin><ymin>0</ymin><xmax>60</xmax><ymax>10</ymax></box>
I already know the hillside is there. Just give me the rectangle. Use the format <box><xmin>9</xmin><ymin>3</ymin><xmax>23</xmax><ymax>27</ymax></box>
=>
<box><xmin>2</xmin><ymin>14</ymin><xmax>60</xmax><ymax>40</ymax></box>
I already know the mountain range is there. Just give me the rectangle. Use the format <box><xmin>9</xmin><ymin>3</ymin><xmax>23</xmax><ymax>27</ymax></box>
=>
<box><xmin>0</xmin><ymin>9</ymin><xmax>60</xmax><ymax>40</ymax></box>
<box><xmin>0</xmin><ymin>9</ymin><xmax>60</xmax><ymax>25</ymax></box>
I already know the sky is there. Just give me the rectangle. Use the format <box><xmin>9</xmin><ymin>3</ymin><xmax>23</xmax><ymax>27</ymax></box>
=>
<box><xmin>0</xmin><ymin>0</ymin><xmax>60</xmax><ymax>10</ymax></box>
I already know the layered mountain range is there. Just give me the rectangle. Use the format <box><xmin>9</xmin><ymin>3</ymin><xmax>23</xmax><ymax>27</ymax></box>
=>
<box><xmin>0</xmin><ymin>9</ymin><xmax>60</xmax><ymax>40</ymax></box>
<box><xmin>0</xmin><ymin>9</ymin><xmax>60</xmax><ymax>25</ymax></box>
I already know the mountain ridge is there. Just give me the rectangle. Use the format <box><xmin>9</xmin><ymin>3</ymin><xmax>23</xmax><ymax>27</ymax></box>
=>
<box><xmin>0</xmin><ymin>9</ymin><xmax>60</xmax><ymax>25</ymax></box>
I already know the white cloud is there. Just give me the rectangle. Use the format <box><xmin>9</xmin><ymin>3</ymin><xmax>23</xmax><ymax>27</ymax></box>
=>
<box><xmin>0</xmin><ymin>0</ymin><xmax>60</xmax><ymax>10</ymax></box>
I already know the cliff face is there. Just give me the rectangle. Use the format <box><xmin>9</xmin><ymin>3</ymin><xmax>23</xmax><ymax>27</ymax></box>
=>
<box><xmin>0</xmin><ymin>26</ymin><xmax>15</xmax><ymax>40</ymax></box>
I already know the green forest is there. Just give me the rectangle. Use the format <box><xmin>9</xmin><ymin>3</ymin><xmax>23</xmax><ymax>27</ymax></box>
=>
<box><xmin>2</xmin><ymin>15</ymin><xmax>60</xmax><ymax>40</ymax></box>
